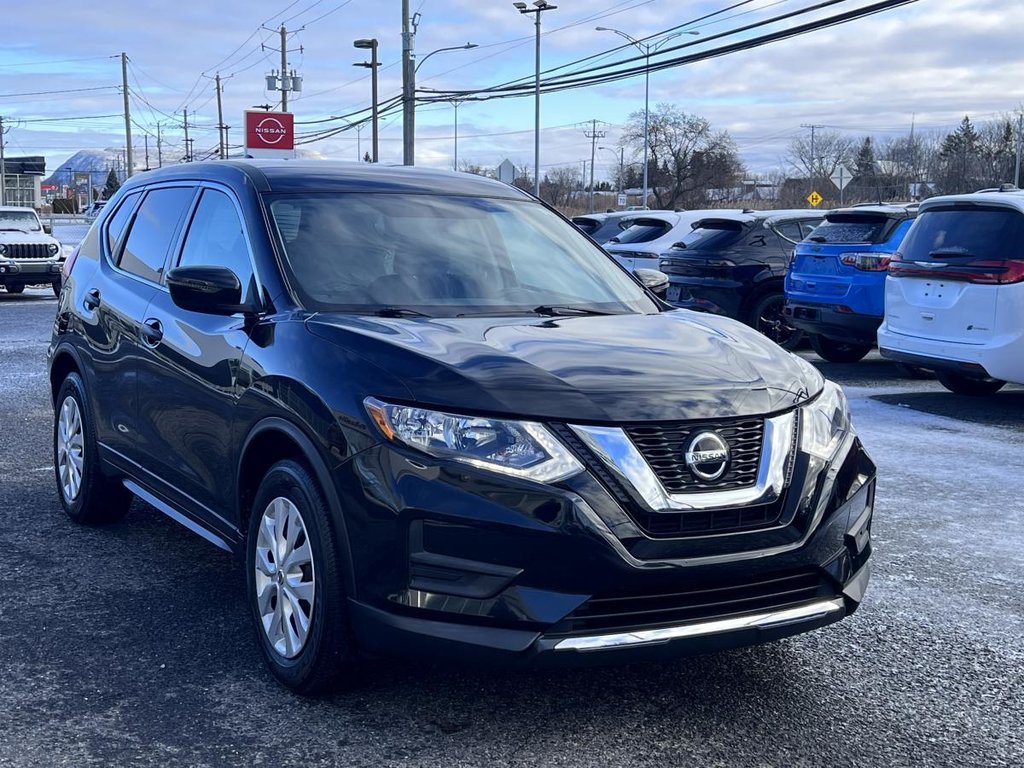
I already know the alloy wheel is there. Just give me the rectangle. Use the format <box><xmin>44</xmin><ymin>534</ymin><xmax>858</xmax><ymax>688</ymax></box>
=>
<box><xmin>755</xmin><ymin>296</ymin><xmax>801</xmax><ymax>347</ymax></box>
<box><xmin>254</xmin><ymin>497</ymin><xmax>316</xmax><ymax>659</ymax></box>
<box><xmin>56</xmin><ymin>396</ymin><xmax>85</xmax><ymax>502</ymax></box>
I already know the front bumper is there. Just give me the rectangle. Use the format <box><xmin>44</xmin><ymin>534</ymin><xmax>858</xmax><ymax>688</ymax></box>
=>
<box><xmin>0</xmin><ymin>259</ymin><xmax>62</xmax><ymax>281</ymax></box>
<box><xmin>338</xmin><ymin>425</ymin><xmax>876</xmax><ymax>666</ymax></box>
<box><xmin>784</xmin><ymin>301</ymin><xmax>881</xmax><ymax>345</ymax></box>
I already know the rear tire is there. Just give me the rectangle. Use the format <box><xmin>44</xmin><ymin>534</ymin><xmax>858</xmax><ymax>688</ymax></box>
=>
<box><xmin>246</xmin><ymin>459</ymin><xmax>356</xmax><ymax>695</ymax></box>
<box><xmin>53</xmin><ymin>373</ymin><xmax>133</xmax><ymax>524</ymax></box>
<box><xmin>936</xmin><ymin>371</ymin><xmax>1006</xmax><ymax>396</ymax></box>
<box><xmin>809</xmin><ymin>335</ymin><xmax>872</xmax><ymax>363</ymax></box>
<box><xmin>6</xmin><ymin>284</ymin><xmax>25</xmax><ymax>294</ymax></box>
<box><xmin>749</xmin><ymin>293</ymin><xmax>803</xmax><ymax>350</ymax></box>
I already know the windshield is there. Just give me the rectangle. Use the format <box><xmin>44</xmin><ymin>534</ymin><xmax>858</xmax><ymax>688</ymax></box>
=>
<box><xmin>0</xmin><ymin>209</ymin><xmax>41</xmax><ymax>232</ymax></box>
<box><xmin>807</xmin><ymin>214</ymin><xmax>893</xmax><ymax>244</ymax></box>
<box><xmin>267</xmin><ymin>193</ymin><xmax>659</xmax><ymax>316</ymax></box>
<box><xmin>902</xmin><ymin>206</ymin><xmax>1024</xmax><ymax>262</ymax></box>
<box><xmin>611</xmin><ymin>219</ymin><xmax>672</xmax><ymax>244</ymax></box>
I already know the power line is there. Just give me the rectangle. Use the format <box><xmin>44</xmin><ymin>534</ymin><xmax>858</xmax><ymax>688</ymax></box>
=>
<box><xmin>0</xmin><ymin>85</ymin><xmax>119</xmax><ymax>99</ymax></box>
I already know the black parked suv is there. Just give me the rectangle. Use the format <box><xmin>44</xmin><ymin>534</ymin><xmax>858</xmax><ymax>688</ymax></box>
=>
<box><xmin>49</xmin><ymin>161</ymin><xmax>874</xmax><ymax>693</ymax></box>
<box><xmin>660</xmin><ymin>210</ymin><xmax>823</xmax><ymax>348</ymax></box>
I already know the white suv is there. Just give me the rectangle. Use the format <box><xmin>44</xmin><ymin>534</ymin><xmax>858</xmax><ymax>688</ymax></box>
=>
<box><xmin>0</xmin><ymin>206</ymin><xmax>65</xmax><ymax>296</ymax></box>
<box><xmin>877</xmin><ymin>188</ymin><xmax>1024</xmax><ymax>394</ymax></box>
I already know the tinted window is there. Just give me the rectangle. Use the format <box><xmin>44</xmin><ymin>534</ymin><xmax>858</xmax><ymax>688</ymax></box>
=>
<box><xmin>807</xmin><ymin>214</ymin><xmax>892</xmax><ymax>244</ymax></box>
<box><xmin>902</xmin><ymin>206</ymin><xmax>1024</xmax><ymax>262</ymax></box>
<box><xmin>677</xmin><ymin>220</ymin><xmax>745</xmax><ymax>251</ymax></box>
<box><xmin>268</xmin><ymin>193</ymin><xmax>657</xmax><ymax>316</ymax></box>
<box><xmin>775</xmin><ymin>221</ymin><xmax>804</xmax><ymax>243</ymax></box>
<box><xmin>177</xmin><ymin>189</ymin><xmax>254</xmax><ymax>298</ymax></box>
<box><xmin>800</xmin><ymin>220</ymin><xmax>821</xmax><ymax>238</ymax></box>
<box><xmin>119</xmin><ymin>187</ymin><xmax>195</xmax><ymax>282</ymax></box>
<box><xmin>105</xmin><ymin>192</ymin><xmax>140</xmax><ymax>254</ymax></box>
<box><xmin>612</xmin><ymin>220</ymin><xmax>672</xmax><ymax>244</ymax></box>
<box><xmin>572</xmin><ymin>217</ymin><xmax>600</xmax><ymax>235</ymax></box>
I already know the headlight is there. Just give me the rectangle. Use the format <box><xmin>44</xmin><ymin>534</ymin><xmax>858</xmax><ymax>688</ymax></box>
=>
<box><xmin>800</xmin><ymin>380</ymin><xmax>851</xmax><ymax>460</ymax></box>
<box><xmin>48</xmin><ymin>243</ymin><xmax>60</xmax><ymax>256</ymax></box>
<box><xmin>364</xmin><ymin>398</ymin><xmax>583</xmax><ymax>483</ymax></box>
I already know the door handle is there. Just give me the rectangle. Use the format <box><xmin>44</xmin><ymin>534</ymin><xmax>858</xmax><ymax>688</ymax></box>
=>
<box><xmin>140</xmin><ymin>318</ymin><xmax>163</xmax><ymax>347</ymax></box>
<box><xmin>83</xmin><ymin>289</ymin><xmax>101</xmax><ymax>310</ymax></box>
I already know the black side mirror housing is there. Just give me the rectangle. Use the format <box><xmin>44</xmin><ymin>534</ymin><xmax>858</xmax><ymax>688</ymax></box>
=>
<box><xmin>633</xmin><ymin>268</ymin><xmax>669</xmax><ymax>299</ymax></box>
<box><xmin>166</xmin><ymin>265</ymin><xmax>253</xmax><ymax>316</ymax></box>
<box><xmin>42</xmin><ymin>223</ymin><xmax>53</xmax><ymax>235</ymax></box>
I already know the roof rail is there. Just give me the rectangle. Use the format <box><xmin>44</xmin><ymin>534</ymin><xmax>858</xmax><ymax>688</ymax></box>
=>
<box><xmin>975</xmin><ymin>183</ymin><xmax>1020</xmax><ymax>194</ymax></box>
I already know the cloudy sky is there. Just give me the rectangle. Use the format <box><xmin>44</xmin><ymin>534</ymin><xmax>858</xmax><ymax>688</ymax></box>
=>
<box><xmin>0</xmin><ymin>0</ymin><xmax>1017</xmax><ymax>180</ymax></box>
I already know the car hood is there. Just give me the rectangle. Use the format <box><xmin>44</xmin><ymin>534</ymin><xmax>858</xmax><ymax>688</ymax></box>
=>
<box><xmin>0</xmin><ymin>231</ymin><xmax>59</xmax><ymax>246</ymax></box>
<box><xmin>306</xmin><ymin>310</ymin><xmax>821</xmax><ymax>423</ymax></box>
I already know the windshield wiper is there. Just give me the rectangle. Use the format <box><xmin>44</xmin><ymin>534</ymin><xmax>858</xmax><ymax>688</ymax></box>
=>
<box><xmin>373</xmin><ymin>307</ymin><xmax>431</xmax><ymax>318</ymax></box>
<box><xmin>531</xmin><ymin>305</ymin><xmax>618</xmax><ymax>317</ymax></box>
<box><xmin>0</xmin><ymin>227</ymin><xmax>28</xmax><ymax>233</ymax></box>
<box><xmin>808</xmin><ymin>235</ymin><xmax>828</xmax><ymax>243</ymax></box>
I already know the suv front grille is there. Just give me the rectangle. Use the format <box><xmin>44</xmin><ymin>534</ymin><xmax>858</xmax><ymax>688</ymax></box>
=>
<box><xmin>623</xmin><ymin>419</ymin><xmax>763</xmax><ymax>493</ymax></box>
<box><xmin>5</xmin><ymin>243</ymin><xmax>52</xmax><ymax>259</ymax></box>
<box><xmin>547</xmin><ymin>570</ymin><xmax>832</xmax><ymax>637</ymax></box>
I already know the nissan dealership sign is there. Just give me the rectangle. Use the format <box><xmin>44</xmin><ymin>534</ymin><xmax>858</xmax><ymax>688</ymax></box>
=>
<box><xmin>244</xmin><ymin>110</ymin><xmax>295</xmax><ymax>159</ymax></box>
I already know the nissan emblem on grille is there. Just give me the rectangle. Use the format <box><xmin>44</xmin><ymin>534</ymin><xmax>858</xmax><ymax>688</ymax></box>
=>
<box><xmin>684</xmin><ymin>432</ymin><xmax>730</xmax><ymax>481</ymax></box>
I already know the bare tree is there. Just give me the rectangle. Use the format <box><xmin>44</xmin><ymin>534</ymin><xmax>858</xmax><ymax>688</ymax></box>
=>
<box><xmin>540</xmin><ymin>165</ymin><xmax>583</xmax><ymax>208</ymax></box>
<box><xmin>785</xmin><ymin>129</ymin><xmax>856</xmax><ymax>181</ymax></box>
<box><xmin>620</xmin><ymin>103</ymin><xmax>743</xmax><ymax>209</ymax></box>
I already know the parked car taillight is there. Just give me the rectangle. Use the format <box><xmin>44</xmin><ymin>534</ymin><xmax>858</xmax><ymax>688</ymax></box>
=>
<box><xmin>888</xmin><ymin>257</ymin><xmax>1024</xmax><ymax>284</ymax></box>
<box><xmin>62</xmin><ymin>246</ymin><xmax>80</xmax><ymax>278</ymax></box>
<box><xmin>841</xmin><ymin>252</ymin><xmax>893</xmax><ymax>271</ymax></box>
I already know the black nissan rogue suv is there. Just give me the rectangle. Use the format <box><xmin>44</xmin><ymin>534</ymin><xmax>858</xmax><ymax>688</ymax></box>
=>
<box><xmin>49</xmin><ymin>161</ymin><xmax>874</xmax><ymax>693</ymax></box>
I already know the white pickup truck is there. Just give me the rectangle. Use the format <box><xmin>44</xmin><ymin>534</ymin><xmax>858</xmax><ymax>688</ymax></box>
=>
<box><xmin>0</xmin><ymin>206</ymin><xmax>65</xmax><ymax>296</ymax></box>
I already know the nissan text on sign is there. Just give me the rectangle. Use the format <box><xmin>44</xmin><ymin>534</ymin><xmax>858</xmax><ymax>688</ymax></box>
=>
<box><xmin>244</xmin><ymin>110</ymin><xmax>296</xmax><ymax>159</ymax></box>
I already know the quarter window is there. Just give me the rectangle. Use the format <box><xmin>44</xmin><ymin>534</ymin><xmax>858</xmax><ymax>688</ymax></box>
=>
<box><xmin>118</xmin><ymin>187</ymin><xmax>195</xmax><ymax>283</ymax></box>
<box><xmin>177</xmin><ymin>189</ymin><xmax>254</xmax><ymax>299</ymax></box>
<box><xmin>105</xmin><ymin>191</ymin><xmax>141</xmax><ymax>255</ymax></box>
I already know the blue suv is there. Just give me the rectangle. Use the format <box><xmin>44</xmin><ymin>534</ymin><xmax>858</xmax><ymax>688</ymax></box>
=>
<box><xmin>784</xmin><ymin>204</ymin><xmax>917</xmax><ymax>362</ymax></box>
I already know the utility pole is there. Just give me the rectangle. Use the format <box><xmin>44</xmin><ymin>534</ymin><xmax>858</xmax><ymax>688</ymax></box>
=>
<box><xmin>264</xmin><ymin>27</ymin><xmax>302</xmax><ymax>113</ymax></box>
<box><xmin>801</xmin><ymin>123</ymin><xmax>825</xmax><ymax>194</ymax></box>
<box><xmin>1015</xmin><ymin>112</ymin><xmax>1023</xmax><ymax>188</ymax></box>
<box><xmin>0</xmin><ymin>115</ymin><xmax>6</xmax><ymax>206</ymax></box>
<box><xmin>183</xmin><ymin>109</ymin><xmax>191</xmax><ymax>162</ymax></box>
<box><xmin>0</xmin><ymin>115</ymin><xmax>6</xmax><ymax>205</ymax></box>
<box><xmin>583</xmin><ymin>119</ymin><xmax>607</xmax><ymax>213</ymax></box>
<box><xmin>144</xmin><ymin>134</ymin><xmax>150</xmax><ymax>170</ymax></box>
<box><xmin>121</xmin><ymin>52</ymin><xmax>134</xmax><ymax>178</ymax></box>
<box><xmin>402</xmin><ymin>0</ymin><xmax>415</xmax><ymax>165</ymax></box>
<box><xmin>215</xmin><ymin>73</ymin><xmax>226</xmax><ymax>159</ymax></box>
<box><xmin>156</xmin><ymin>122</ymin><xmax>163</xmax><ymax>168</ymax></box>
<box><xmin>279</xmin><ymin>26</ymin><xmax>288</xmax><ymax>112</ymax></box>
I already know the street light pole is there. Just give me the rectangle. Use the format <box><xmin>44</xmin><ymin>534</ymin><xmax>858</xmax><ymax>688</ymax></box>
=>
<box><xmin>599</xmin><ymin>145</ymin><xmax>624</xmax><ymax>200</ymax></box>
<box><xmin>413</xmin><ymin>43</ymin><xmax>476</xmax><ymax>168</ymax></box>
<box><xmin>515</xmin><ymin>1</ymin><xmax>557</xmax><ymax>197</ymax></box>
<box><xmin>596</xmin><ymin>27</ymin><xmax>697</xmax><ymax>209</ymax></box>
<box><xmin>353</xmin><ymin>39</ymin><xmax>379</xmax><ymax>162</ymax></box>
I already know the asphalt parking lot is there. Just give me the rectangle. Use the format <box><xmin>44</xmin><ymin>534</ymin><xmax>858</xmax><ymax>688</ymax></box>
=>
<box><xmin>1</xmin><ymin>290</ymin><xmax>1022</xmax><ymax>768</ymax></box>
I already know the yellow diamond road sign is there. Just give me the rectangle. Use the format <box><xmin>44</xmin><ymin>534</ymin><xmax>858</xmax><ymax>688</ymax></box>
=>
<box><xmin>807</xmin><ymin>191</ymin><xmax>823</xmax><ymax>207</ymax></box>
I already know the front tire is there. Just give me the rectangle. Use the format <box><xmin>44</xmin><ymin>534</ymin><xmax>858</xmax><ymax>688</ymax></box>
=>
<box><xmin>246</xmin><ymin>459</ymin><xmax>355</xmax><ymax>694</ymax></box>
<box><xmin>936</xmin><ymin>371</ymin><xmax>1006</xmax><ymax>396</ymax></box>
<box><xmin>809</xmin><ymin>334</ymin><xmax>873</xmax><ymax>363</ymax></box>
<box><xmin>6</xmin><ymin>284</ymin><xmax>25</xmax><ymax>294</ymax></box>
<box><xmin>53</xmin><ymin>373</ymin><xmax>133</xmax><ymax>524</ymax></box>
<box><xmin>749</xmin><ymin>293</ymin><xmax>803</xmax><ymax>350</ymax></box>
<box><xmin>52</xmin><ymin>279</ymin><xmax>62</xmax><ymax>298</ymax></box>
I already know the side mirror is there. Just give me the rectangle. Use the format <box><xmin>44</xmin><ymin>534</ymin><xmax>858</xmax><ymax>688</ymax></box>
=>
<box><xmin>166</xmin><ymin>265</ymin><xmax>251</xmax><ymax>315</ymax></box>
<box><xmin>634</xmin><ymin>268</ymin><xmax>669</xmax><ymax>299</ymax></box>
<box><xmin>43</xmin><ymin>223</ymin><xmax>53</xmax><ymax>235</ymax></box>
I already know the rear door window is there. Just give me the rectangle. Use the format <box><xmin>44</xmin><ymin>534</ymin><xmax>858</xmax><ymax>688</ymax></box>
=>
<box><xmin>902</xmin><ymin>206</ymin><xmax>1024</xmax><ymax>262</ymax></box>
<box><xmin>807</xmin><ymin>214</ymin><xmax>892</xmax><ymax>244</ymax></box>
<box><xmin>774</xmin><ymin>221</ymin><xmax>804</xmax><ymax>243</ymax></box>
<box><xmin>118</xmin><ymin>187</ymin><xmax>196</xmax><ymax>283</ymax></box>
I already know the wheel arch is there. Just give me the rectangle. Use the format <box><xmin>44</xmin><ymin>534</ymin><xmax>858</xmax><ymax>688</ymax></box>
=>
<box><xmin>49</xmin><ymin>344</ymin><xmax>86</xmax><ymax>404</ymax></box>
<box><xmin>236</xmin><ymin>416</ymin><xmax>357</xmax><ymax>595</ymax></box>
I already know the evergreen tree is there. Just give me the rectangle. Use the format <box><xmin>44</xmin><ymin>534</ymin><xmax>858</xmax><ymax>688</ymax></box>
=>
<box><xmin>102</xmin><ymin>169</ymin><xmax>121</xmax><ymax>199</ymax></box>
<box><xmin>854</xmin><ymin>137</ymin><xmax>877</xmax><ymax>177</ymax></box>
